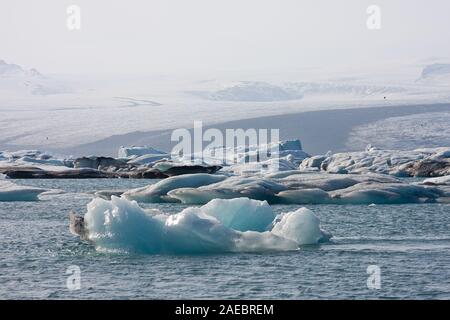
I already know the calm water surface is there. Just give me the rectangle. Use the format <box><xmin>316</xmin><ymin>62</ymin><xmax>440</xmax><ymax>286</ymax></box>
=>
<box><xmin>0</xmin><ymin>179</ymin><xmax>449</xmax><ymax>299</ymax></box>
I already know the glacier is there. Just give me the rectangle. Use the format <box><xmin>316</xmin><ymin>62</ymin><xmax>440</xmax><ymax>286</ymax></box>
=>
<box><xmin>79</xmin><ymin>196</ymin><xmax>330</xmax><ymax>254</ymax></box>
<box><xmin>2</xmin><ymin>59</ymin><xmax>450</xmax><ymax>151</ymax></box>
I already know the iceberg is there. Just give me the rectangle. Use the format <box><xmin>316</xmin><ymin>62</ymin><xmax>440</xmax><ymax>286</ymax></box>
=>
<box><xmin>126</xmin><ymin>154</ymin><xmax>170</xmax><ymax>165</ymax></box>
<box><xmin>121</xmin><ymin>170</ymin><xmax>448</xmax><ymax>205</ymax></box>
<box><xmin>123</xmin><ymin>173</ymin><xmax>228</xmax><ymax>202</ymax></box>
<box><xmin>182</xmin><ymin>139</ymin><xmax>309</xmax><ymax>168</ymax></box>
<box><xmin>77</xmin><ymin>196</ymin><xmax>331</xmax><ymax>254</ymax></box>
<box><xmin>300</xmin><ymin>146</ymin><xmax>450</xmax><ymax>177</ymax></box>
<box><xmin>224</xmin><ymin>158</ymin><xmax>298</xmax><ymax>175</ymax></box>
<box><xmin>423</xmin><ymin>175</ymin><xmax>450</xmax><ymax>186</ymax></box>
<box><xmin>271</xmin><ymin>208</ymin><xmax>331</xmax><ymax>245</ymax></box>
<box><xmin>118</xmin><ymin>146</ymin><xmax>167</xmax><ymax>159</ymax></box>
<box><xmin>168</xmin><ymin>176</ymin><xmax>287</xmax><ymax>204</ymax></box>
<box><xmin>0</xmin><ymin>180</ymin><xmax>47</xmax><ymax>201</ymax></box>
<box><xmin>199</xmin><ymin>198</ymin><xmax>275</xmax><ymax>232</ymax></box>
<box><xmin>329</xmin><ymin>182</ymin><xmax>444</xmax><ymax>204</ymax></box>
<box><xmin>0</xmin><ymin>148</ymin><xmax>221</xmax><ymax>179</ymax></box>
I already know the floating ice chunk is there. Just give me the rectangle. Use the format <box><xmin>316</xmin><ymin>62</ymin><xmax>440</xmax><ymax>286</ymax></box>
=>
<box><xmin>272</xmin><ymin>208</ymin><xmax>330</xmax><ymax>245</ymax></box>
<box><xmin>184</xmin><ymin>139</ymin><xmax>309</xmax><ymax>168</ymax></box>
<box><xmin>85</xmin><ymin>196</ymin><xmax>167</xmax><ymax>253</ymax></box>
<box><xmin>0</xmin><ymin>149</ymin><xmax>73</xmax><ymax>169</ymax></box>
<box><xmin>329</xmin><ymin>182</ymin><xmax>443</xmax><ymax>204</ymax></box>
<box><xmin>117</xmin><ymin>166</ymin><xmax>448</xmax><ymax>205</ymax></box>
<box><xmin>80</xmin><ymin>197</ymin><xmax>330</xmax><ymax>254</ymax></box>
<box><xmin>162</xmin><ymin>207</ymin><xmax>237</xmax><ymax>253</ymax></box>
<box><xmin>225</xmin><ymin>157</ymin><xmax>298</xmax><ymax>175</ymax></box>
<box><xmin>423</xmin><ymin>175</ymin><xmax>450</xmax><ymax>186</ymax></box>
<box><xmin>118</xmin><ymin>146</ymin><xmax>167</xmax><ymax>159</ymax></box>
<box><xmin>301</xmin><ymin>147</ymin><xmax>450</xmax><ymax>177</ymax></box>
<box><xmin>94</xmin><ymin>189</ymin><xmax>126</xmax><ymax>200</ymax></box>
<box><xmin>168</xmin><ymin>176</ymin><xmax>286</xmax><ymax>204</ymax></box>
<box><xmin>0</xmin><ymin>180</ymin><xmax>47</xmax><ymax>201</ymax></box>
<box><xmin>200</xmin><ymin>198</ymin><xmax>275</xmax><ymax>232</ymax></box>
<box><xmin>123</xmin><ymin>173</ymin><xmax>227</xmax><ymax>203</ymax></box>
<box><xmin>18</xmin><ymin>156</ymin><xmax>67</xmax><ymax>167</ymax></box>
<box><xmin>299</xmin><ymin>155</ymin><xmax>327</xmax><ymax>170</ymax></box>
<box><xmin>127</xmin><ymin>154</ymin><xmax>169</xmax><ymax>165</ymax></box>
<box><xmin>276</xmin><ymin>172</ymin><xmax>399</xmax><ymax>191</ymax></box>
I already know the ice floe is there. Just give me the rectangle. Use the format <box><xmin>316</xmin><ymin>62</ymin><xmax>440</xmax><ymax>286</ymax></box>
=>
<box><xmin>118</xmin><ymin>146</ymin><xmax>168</xmax><ymax>159</ymax></box>
<box><xmin>123</xmin><ymin>173</ymin><xmax>228</xmax><ymax>202</ymax></box>
<box><xmin>199</xmin><ymin>198</ymin><xmax>275</xmax><ymax>232</ymax></box>
<box><xmin>122</xmin><ymin>171</ymin><xmax>449</xmax><ymax>205</ymax></box>
<box><xmin>0</xmin><ymin>148</ymin><xmax>220</xmax><ymax>179</ymax></box>
<box><xmin>0</xmin><ymin>179</ymin><xmax>47</xmax><ymax>201</ymax></box>
<box><xmin>178</xmin><ymin>139</ymin><xmax>309</xmax><ymax>168</ymax></box>
<box><xmin>76</xmin><ymin>196</ymin><xmax>330</xmax><ymax>254</ymax></box>
<box><xmin>423</xmin><ymin>175</ymin><xmax>450</xmax><ymax>186</ymax></box>
<box><xmin>300</xmin><ymin>146</ymin><xmax>450</xmax><ymax>177</ymax></box>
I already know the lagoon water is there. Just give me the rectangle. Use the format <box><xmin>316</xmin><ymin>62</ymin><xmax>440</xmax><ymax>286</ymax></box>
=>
<box><xmin>0</xmin><ymin>179</ymin><xmax>449</xmax><ymax>299</ymax></box>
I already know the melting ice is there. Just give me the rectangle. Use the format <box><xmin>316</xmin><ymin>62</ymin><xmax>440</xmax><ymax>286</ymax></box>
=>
<box><xmin>81</xmin><ymin>196</ymin><xmax>331</xmax><ymax>254</ymax></box>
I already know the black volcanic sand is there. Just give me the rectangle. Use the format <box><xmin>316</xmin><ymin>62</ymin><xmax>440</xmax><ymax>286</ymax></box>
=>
<box><xmin>4</xmin><ymin>103</ymin><xmax>450</xmax><ymax>156</ymax></box>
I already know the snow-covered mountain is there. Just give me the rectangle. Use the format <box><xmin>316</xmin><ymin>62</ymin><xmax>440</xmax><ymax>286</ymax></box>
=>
<box><xmin>420</xmin><ymin>63</ymin><xmax>450</xmax><ymax>79</ymax></box>
<box><xmin>190</xmin><ymin>80</ymin><xmax>407</xmax><ymax>102</ymax></box>
<box><xmin>0</xmin><ymin>60</ymin><xmax>70</xmax><ymax>96</ymax></box>
<box><xmin>0</xmin><ymin>60</ymin><xmax>41</xmax><ymax>77</ymax></box>
<box><xmin>1</xmin><ymin>60</ymin><xmax>450</xmax><ymax>152</ymax></box>
<box><xmin>191</xmin><ymin>82</ymin><xmax>303</xmax><ymax>102</ymax></box>
<box><xmin>417</xmin><ymin>63</ymin><xmax>450</xmax><ymax>86</ymax></box>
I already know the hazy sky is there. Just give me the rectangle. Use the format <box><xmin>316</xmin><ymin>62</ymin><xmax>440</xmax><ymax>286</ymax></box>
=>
<box><xmin>1</xmin><ymin>0</ymin><xmax>450</xmax><ymax>74</ymax></box>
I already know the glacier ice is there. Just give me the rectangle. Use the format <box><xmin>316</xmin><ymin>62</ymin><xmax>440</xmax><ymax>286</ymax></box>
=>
<box><xmin>199</xmin><ymin>198</ymin><xmax>275</xmax><ymax>232</ymax></box>
<box><xmin>0</xmin><ymin>180</ymin><xmax>47</xmax><ymax>201</ymax></box>
<box><xmin>423</xmin><ymin>175</ymin><xmax>450</xmax><ymax>186</ymax></box>
<box><xmin>346</xmin><ymin>112</ymin><xmax>450</xmax><ymax>151</ymax></box>
<box><xmin>81</xmin><ymin>196</ymin><xmax>330</xmax><ymax>254</ymax></box>
<box><xmin>193</xmin><ymin>81</ymin><xmax>407</xmax><ymax>102</ymax></box>
<box><xmin>271</xmin><ymin>208</ymin><xmax>331</xmax><ymax>245</ymax></box>
<box><xmin>127</xmin><ymin>154</ymin><xmax>170</xmax><ymax>165</ymax></box>
<box><xmin>167</xmin><ymin>176</ymin><xmax>287</xmax><ymax>204</ymax></box>
<box><xmin>299</xmin><ymin>146</ymin><xmax>450</xmax><ymax>177</ymax></box>
<box><xmin>122</xmin><ymin>170</ymin><xmax>448</xmax><ymax>205</ymax></box>
<box><xmin>123</xmin><ymin>173</ymin><xmax>228</xmax><ymax>203</ymax></box>
<box><xmin>177</xmin><ymin>139</ymin><xmax>309</xmax><ymax>169</ymax></box>
<box><xmin>118</xmin><ymin>146</ymin><xmax>168</xmax><ymax>159</ymax></box>
<box><xmin>328</xmin><ymin>182</ymin><xmax>444</xmax><ymax>204</ymax></box>
<box><xmin>417</xmin><ymin>63</ymin><xmax>450</xmax><ymax>86</ymax></box>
